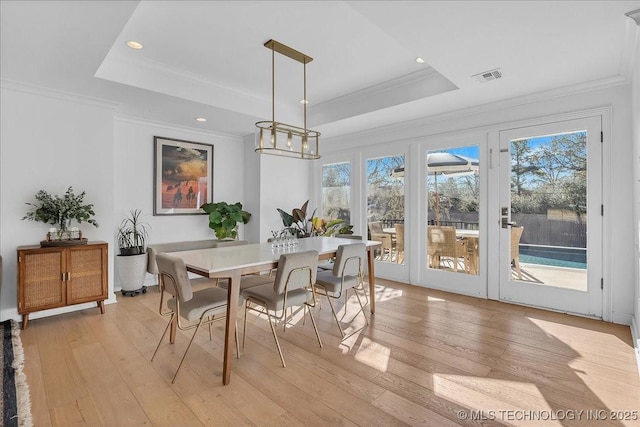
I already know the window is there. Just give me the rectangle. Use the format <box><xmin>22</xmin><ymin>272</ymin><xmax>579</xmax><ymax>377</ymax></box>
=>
<box><xmin>322</xmin><ymin>162</ymin><xmax>351</xmax><ymax>223</ymax></box>
<box><xmin>367</xmin><ymin>155</ymin><xmax>405</xmax><ymax>263</ymax></box>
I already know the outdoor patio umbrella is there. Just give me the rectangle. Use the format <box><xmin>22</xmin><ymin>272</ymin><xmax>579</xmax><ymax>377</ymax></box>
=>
<box><xmin>391</xmin><ymin>152</ymin><xmax>479</xmax><ymax>224</ymax></box>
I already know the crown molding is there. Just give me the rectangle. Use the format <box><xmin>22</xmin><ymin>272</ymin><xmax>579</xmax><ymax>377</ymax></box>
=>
<box><xmin>323</xmin><ymin>74</ymin><xmax>628</xmax><ymax>147</ymax></box>
<box><xmin>113</xmin><ymin>114</ymin><xmax>240</xmax><ymax>143</ymax></box>
<box><xmin>0</xmin><ymin>78</ymin><xmax>120</xmax><ymax>109</ymax></box>
<box><xmin>96</xmin><ymin>54</ymin><xmax>274</xmax><ymax>118</ymax></box>
<box><xmin>309</xmin><ymin>66</ymin><xmax>457</xmax><ymax>126</ymax></box>
<box><xmin>312</xmin><ymin>66</ymin><xmax>443</xmax><ymax>109</ymax></box>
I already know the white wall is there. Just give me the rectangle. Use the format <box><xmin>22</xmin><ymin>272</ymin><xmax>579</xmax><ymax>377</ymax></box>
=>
<box><xmin>0</xmin><ymin>83</ymin><xmax>117</xmax><ymax>320</ymax></box>
<box><xmin>321</xmin><ymin>83</ymin><xmax>636</xmax><ymax>323</ymax></box>
<box><xmin>242</xmin><ymin>135</ymin><xmax>313</xmax><ymax>243</ymax></box>
<box><xmin>0</xmin><ymin>84</ymin><xmax>249</xmax><ymax>321</ymax></box>
<box><xmin>113</xmin><ymin>117</ymin><xmax>245</xmax><ymax>243</ymax></box>
<box><xmin>112</xmin><ymin>118</ymin><xmax>247</xmax><ymax>289</ymax></box>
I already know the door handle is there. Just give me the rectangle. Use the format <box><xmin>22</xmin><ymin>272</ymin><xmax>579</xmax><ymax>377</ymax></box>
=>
<box><xmin>501</xmin><ymin>218</ymin><xmax>516</xmax><ymax>229</ymax></box>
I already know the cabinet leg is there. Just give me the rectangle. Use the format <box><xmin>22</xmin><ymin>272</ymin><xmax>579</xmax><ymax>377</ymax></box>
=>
<box><xmin>21</xmin><ymin>314</ymin><xmax>29</xmax><ymax>330</ymax></box>
<box><xmin>97</xmin><ymin>300</ymin><xmax>105</xmax><ymax>314</ymax></box>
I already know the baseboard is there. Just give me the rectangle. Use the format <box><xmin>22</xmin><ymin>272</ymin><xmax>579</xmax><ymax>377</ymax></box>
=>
<box><xmin>3</xmin><ymin>297</ymin><xmax>118</xmax><ymax>324</ymax></box>
<box><xmin>610</xmin><ymin>312</ymin><xmax>633</xmax><ymax>325</ymax></box>
<box><xmin>631</xmin><ymin>315</ymin><xmax>640</xmax><ymax>377</ymax></box>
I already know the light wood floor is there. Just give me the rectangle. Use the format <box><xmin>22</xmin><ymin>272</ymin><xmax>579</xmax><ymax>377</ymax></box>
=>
<box><xmin>20</xmin><ymin>279</ymin><xmax>640</xmax><ymax>426</ymax></box>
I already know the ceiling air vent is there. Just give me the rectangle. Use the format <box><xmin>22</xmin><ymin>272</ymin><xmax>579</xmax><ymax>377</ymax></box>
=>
<box><xmin>473</xmin><ymin>68</ymin><xmax>503</xmax><ymax>83</ymax></box>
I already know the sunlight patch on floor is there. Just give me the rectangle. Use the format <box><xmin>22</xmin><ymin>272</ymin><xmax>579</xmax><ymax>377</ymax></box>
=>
<box><xmin>433</xmin><ymin>375</ymin><xmax>561</xmax><ymax>425</ymax></box>
<box><xmin>374</xmin><ymin>286</ymin><xmax>404</xmax><ymax>303</ymax></box>
<box><xmin>347</xmin><ymin>336</ymin><xmax>390</xmax><ymax>372</ymax></box>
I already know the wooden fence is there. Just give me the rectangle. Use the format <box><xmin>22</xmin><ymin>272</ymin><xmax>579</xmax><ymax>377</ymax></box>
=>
<box><xmin>381</xmin><ymin>212</ymin><xmax>586</xmax><ymax>248</ymax></box>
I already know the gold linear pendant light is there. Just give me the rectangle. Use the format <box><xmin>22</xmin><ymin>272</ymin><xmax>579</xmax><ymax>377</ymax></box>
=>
<box><xmin>255</xmin><ymin>39</ymin><xmax>320</xmax><ymax>160</ymax></box>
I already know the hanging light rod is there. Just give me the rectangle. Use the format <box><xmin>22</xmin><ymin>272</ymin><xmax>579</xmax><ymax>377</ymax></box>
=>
<box><xmin>264</xmin><ymin>39</ymin><xmax>313</xmax><ymax>64</ymax></box>
<box><xmin>255</xmin><ymin>39</ymin><xmax>320</xmax><ymax>160</ymax></box>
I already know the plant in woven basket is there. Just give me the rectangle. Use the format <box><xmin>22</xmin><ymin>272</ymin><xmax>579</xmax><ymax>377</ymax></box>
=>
<box><xmin>23</xmin><ymin>186</ymin><xmax>98</xmax><ymax>239</ymax></box>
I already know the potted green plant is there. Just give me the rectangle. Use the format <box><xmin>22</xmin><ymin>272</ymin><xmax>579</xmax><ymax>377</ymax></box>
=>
<box><xmin>201</xmin><ymin>202</ymin><xmax>251</xmax><ymax>240</ymax></box>
<box><xmin>23</xmin><ymin>186</ymin><xmax>98</xmax><ymax>242</ymax></box>
<box><xmin>277</xmin><ymin>200</ymin><xmax>351</xmax><ymax>238</ymax></box>
<box><xmin>116</xmin><ymin>209</ymin><xmax>151</xmax><ymax>256</ymax></box>
<box><xmin>115</xmin><ymin>210</ymin><xmax>151</xmax><ymax>296</ymax></box>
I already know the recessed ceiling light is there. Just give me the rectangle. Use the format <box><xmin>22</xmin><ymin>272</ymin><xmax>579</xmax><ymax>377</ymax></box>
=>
<box><xmin>299</xmin><ymin>99</ymin><xmax>309</xmax><ymax>104</ymax></box>
<box><xmin>195</xmin><ymin>117</ymin><xmax>207</xmax><ymax>122</ymax></box>
<box><xmin>127</xmin><ymin>41</ymin><xmax>143</xmax><ymax>50</ymax></box>
<box><xmin>415</xmin><ymin>57</ymin><xmax>425</xmax><ymax>64</ymax></box>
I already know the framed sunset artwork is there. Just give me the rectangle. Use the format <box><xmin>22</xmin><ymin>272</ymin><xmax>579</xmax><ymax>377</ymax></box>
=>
<box><xmin>153</xmin><ymin>136</ymin><xmax>213</xmax><ymax>215</ymax></box>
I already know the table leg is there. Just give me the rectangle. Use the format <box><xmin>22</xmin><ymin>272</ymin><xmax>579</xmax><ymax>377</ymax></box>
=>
<box><xmin>367</xmin><ymin>250</ymin><xmax>376</xmax><ymax>314</ymax></box>
<box><xmin>223</xmin><ymin>271</ymin><xmax>241</xmax><ymax>385</ymax></box>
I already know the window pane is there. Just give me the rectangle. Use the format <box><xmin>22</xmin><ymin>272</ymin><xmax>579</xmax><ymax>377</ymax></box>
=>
<box><xmin>510</xmin><ymin>131</ymin><xmax>587</xmax><ymax>290</ymax></box>
<box><xmin>426</xmin><ymin>147</ymin><xmax>480</xmax><ymax>275</ymax></box>
<box><xmin>322</xmin><ymin>162</ymin><xmax>350</xmax><ymax>223</ymax></box>
<box><xmin>367</xmin><ymin>155</ymin><xmax>404</xmax><ymax>264</ymax></box>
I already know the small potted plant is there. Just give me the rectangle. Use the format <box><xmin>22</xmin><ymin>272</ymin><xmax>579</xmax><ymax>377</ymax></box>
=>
<box><xmin>200</xmin><ymin>201</ymin><xmax>251</xmax><ymax>240</ymax></box>
<box><xmin>115</xmin><ymin>210</ymin><xmax>151</xmax><ymax>296</ymax></box>
<box><xmin>23</xmin><ymin>186</ymin><xmax>98</xmax><ymax>245</ymax></box>
<box><xmin>116</xmin><ymin>209</ymin><xmax>150</xmax><ymax>255</ymax></box>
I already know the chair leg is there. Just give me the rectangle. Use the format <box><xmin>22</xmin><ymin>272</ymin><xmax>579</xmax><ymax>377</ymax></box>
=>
<box><xmin>235</xmin><ymin>321</ymin><xmax>240</xmax><ymax>359</ymax></box>
<box><xmin>325</xmin><ymin>293</ymin><xmax>345</xmax><ymax>337</ymax></box>
<box><xmin>514</xmin><ymin>258</ymin><xmax>522</xmax><ymax>280</ymax></box>
<box><xmin>306</xmin><ymin>303</ymin><xmax>323</xmax><ymax>349</ymax></box>
<box><xmin>354</xmin><ymin>289</ymin><xmax>369</xmax><ymax>325</ymax></box>
<box><xmin>171</xmin><ymin>317</ymin><xmax>205</xmax><ymax>383</ymax></box>
<box><xmin>151</xmin><ymin>312</ymin><xmax>175</xmax><ymax>361</ymax></box>
<box><xmin>266</xmin><ymin>310</ymin><xmax>286</xmax><ymax>368</ymax></box>
<box><xmin>242</xmin><ymin>300</ymin><xmax>249</xmax><ymax>349</ymax></box>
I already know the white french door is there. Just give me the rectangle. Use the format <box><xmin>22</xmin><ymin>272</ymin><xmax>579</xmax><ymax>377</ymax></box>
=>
<box><xmin>497</xmin><ymin>116</ymin><xmax>602</xmax><ymax>317</ymax></box>
<box><xmin>417</xmin><ymin>133</ymin><xmax>487</xmax><ymax>298</ymax></box>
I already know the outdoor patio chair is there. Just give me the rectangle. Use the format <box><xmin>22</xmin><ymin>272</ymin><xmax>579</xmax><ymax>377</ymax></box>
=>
<box><xmin>427</xmin><ymin>226</ymin><xmax>467</xmax><ymax>272</ymax></box>
<box><xmin>368</xmin><ymin>221</ymin><xmax>394</xmax><ymax>261</ymax></box>
<box><xmin>394</xmin><ymin>224</ymin><xmax>405</xmax><ymax>263</ymax></box>
<box><xmin>511</xmin><ymin>226</ymin><xmax>524</xmax><ymax>279</ymax></box>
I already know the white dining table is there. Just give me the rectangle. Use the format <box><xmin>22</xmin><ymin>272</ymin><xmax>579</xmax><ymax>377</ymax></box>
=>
<box><xmin>167</xmin><ymin>236</ymin><xmax>381</xmax><ymax>385</ymax></box>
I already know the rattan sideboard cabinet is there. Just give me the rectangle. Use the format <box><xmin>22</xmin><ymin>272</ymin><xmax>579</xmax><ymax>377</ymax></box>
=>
<box><xmin>17</xmin><ymin>241</ymin><xmax>108</xmax><ymax>329</ymax></box>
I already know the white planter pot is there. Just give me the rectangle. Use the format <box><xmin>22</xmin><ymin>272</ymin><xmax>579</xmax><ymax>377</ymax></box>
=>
<box><xmin>115</xmin><ymin>253</ymin><xmax>148</xmax><ymax>292</ymax></box>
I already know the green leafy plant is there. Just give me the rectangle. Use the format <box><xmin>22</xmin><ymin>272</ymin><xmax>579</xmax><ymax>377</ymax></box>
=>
<box><xmin>116</xmin><ymin>209</ymin><xmax>151</xmax><ymax>255</ymax></box>
<box><xmin>277</xmin><ymin>200</ymin><xmax>352</xmax><ymax>238</ymax></box>
<box><xmin>23</xmin><ymin>186</ymin><xmax>98</xmax><ymax>238</ymax></box>
<box><xmin>201</xmin><ymin>202</ymin><xmax>251</xmax><ymax>239</ymax></box>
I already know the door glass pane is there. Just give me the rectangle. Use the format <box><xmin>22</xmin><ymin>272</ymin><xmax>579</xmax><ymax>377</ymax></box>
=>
<box><xmin>322</xmin><ymin>162</ymin><xmax>351</xmax><ymax>224</ymax></box>
<box><xmin>509</xmin><ymin>131</ymin><xmax>587</xmax><ymax>290</ymax></box>
<box><xmin>367</xmin><ymin>155</ymin><xmax>404</xmax><ymax>264</ymax></box>
<box><xmin>426</xmin><ymin>147</ymin><xmax>480</xmax><ymax>275</ymax></box>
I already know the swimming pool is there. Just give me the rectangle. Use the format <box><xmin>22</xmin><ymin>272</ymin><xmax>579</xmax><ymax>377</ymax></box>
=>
<box><xmin>519</xmin><ymin>245</ymin><xmax>586</xmax><ymax>270</ymax></box>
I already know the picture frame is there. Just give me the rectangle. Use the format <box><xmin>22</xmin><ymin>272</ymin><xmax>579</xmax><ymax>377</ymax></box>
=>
<box><xmin>153</xmin><ymin>136</ymin><xmax>214</xmax><ymax>215</ymax></box>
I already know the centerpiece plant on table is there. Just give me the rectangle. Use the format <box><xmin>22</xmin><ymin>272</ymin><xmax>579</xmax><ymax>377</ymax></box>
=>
<box><xmin>277</xmin><ymin>200</ymin><xmax>352</xmax><ymax>238</ymax></box>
